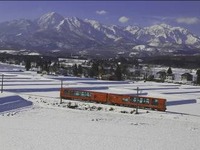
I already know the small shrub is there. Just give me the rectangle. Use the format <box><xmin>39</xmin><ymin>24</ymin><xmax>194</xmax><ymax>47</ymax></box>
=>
<box><xmin>120</xmin><ymin>111</ymin><xmax>128</xmax><ymax>113</ymax></box>
<box><xmin>130</xmin><ymin>110</ymin><xmax>135</xmax><ymax>114</ymax></box>
<box><xmin>67</xmin><ymin>102</ymin><xmax>78</xmax><ymax>109</ymax></box>
<box><xmin>97</xmin><ymin>107</ymin><xmax>102</xmax><ymax>111</ymax></box>
<box><xmin>109</xmin><ymin>107</ymin><xmax>114</xmax><ymax>111</ymax></box>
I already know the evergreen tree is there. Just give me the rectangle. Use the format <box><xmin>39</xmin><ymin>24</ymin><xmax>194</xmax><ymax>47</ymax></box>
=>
<box><xmin>115</xmin><ymin>64</ymin><xmax>122</xmax><ymax>81</ymax></box>
<box><xmin>25</xmin><ymin>60</ymin><xmax>31</xmax><ymax>71</ymax></box>
<box><xmin>43</xmin><ymin>60</ymin><xmax>50</xmax><ymax>73</ymax></box>
<box><xmin>196</xmin><ymin>69</ymin><xmax>200</xmax><ymax>85</ymax></box>
<box><xmin>98</xmin><ymin>65</ymin><xmax>105</xmax><ymax>78</ymax></box>
<box><xmin>89</xmin><ymin>62</ymin><xmax>99</xmax><ymax>77</ymax></box>
<box><xmin>167</xmin><ymin>67</ymin><xmax>172</xmax><ymax>75</ymax></box>
<box><xmin>73</xmin><ymin>64</ymin><xmax>78</xmax><ymax>76</ymax></box>
<box><xmin>78</xmin><ymin>64</ymin><xmax>83</xmax><ymax>75</ymax></box>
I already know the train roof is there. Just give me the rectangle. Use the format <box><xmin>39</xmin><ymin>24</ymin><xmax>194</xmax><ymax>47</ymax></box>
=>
<box><xmin>62</xmin><ymin>85</ymin><xmax>148</xmax><ymax>96</ymax></box>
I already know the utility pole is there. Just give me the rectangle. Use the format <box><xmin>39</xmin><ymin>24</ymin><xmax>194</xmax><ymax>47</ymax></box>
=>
<box><xmin>1</xmin><ymin>74</ymin><xmax>4</xmax><ymax>93</ymax></box>
<box><xmin>60</xmin><ymin>79</ymin><xmax>63</xmax><ymax>104</ymax></box>
<box><xmin>135</xmin><ymin>87</ymin><xmax>139</xmax><ymax>114</ymax></box>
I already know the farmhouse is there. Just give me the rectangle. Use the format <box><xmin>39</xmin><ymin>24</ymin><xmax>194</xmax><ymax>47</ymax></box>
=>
<box><xmin>181</xmin><ymin>73</ymin><xmax>193</xmax><ymax>81</ymax></box>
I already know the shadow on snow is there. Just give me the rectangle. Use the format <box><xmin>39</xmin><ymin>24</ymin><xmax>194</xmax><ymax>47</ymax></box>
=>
<box><xmin>0</xmin><ymin>95</ymin><xmax>32</xmax><ymax>113</ymax></box>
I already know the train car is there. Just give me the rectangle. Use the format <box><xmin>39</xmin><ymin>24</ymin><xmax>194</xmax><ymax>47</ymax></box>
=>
<box><xmin>107</xmin><ymin>93</ymin><xmax>131</xmax><ymax>106</ymax></box>
<box><xmin>60</xmin><ymin>88</ymin><xmax>166</xmax><ymax>111</ymax></box>
<box><xmin>125</xmin><ymin>95</ymin><xmax>166</xmax><ymax>111</ymax></box>
<box><xmin>60</xmin><ymin>88</ymin><xmax>108</xmax><ymax>103</ymax></box>
<box><xmin>107</xmin><ymin>93</ymin><xmax>166</xmax><ymax>111</ymax></box>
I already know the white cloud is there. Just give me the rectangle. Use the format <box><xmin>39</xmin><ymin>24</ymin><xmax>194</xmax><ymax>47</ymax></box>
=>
<box><xmin>96</xmin><ymin>10</ymin><xmax>107</xmax><ymax>15</ymax></box>
<box><xmin>176</xmin><ymin>17</ymin><xmax>200</xmax><ymax>25</ymax></box>
<box><xmin>118</xmin><ymin>16</ymin><xmax>129</xmax><ymax>23</ymax></box>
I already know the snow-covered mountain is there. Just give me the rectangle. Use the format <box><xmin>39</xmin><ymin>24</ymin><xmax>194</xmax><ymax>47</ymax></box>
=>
<box><xmin>0</xmin><ymin>12</ymin><xmax>200</xmax><ymax>57</ymax></box>
<box><xmin>135</xmin><ymin>24</ymin><xmax>200</xmax><ymax>47</ymax></box>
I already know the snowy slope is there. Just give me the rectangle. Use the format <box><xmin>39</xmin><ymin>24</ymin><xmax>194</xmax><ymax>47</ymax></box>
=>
<box><xmin>0</xmin><ymin>63</ymin><xmax>200</xmax><ymax>150</ymax></box>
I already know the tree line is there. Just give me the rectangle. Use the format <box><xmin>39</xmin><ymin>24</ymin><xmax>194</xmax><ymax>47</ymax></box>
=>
<box><xmin>1</xmin><ymin>53</ymin><xmax>200</xmax><ymax>84</ymax></box>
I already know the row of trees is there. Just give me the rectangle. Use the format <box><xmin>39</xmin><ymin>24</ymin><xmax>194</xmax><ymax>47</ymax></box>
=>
<box><xmin>4</xmin><ymin>52</ymin><xmax>200</xmax><ymax>84</ymax></box>
<box><xmin>143</xmin><ymin>55</ymin><xmax>200</xmax><ymax>68</ymax></box>
<box><xmin>25</xmin><ymin>57</ymin><xmax>200</xmax><ymax>84</ymax></box>
<box><xmin>71</xmin><ymin>61</ymin><xmax>124</xmax><ymax>80</ymax></box>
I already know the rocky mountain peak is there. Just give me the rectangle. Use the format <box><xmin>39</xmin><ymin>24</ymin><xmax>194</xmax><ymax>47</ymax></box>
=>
<box><xmin>125</xmin><ymin>25</ymin><xmax>141</xmax><ymax>34</ymax></box>
<box><xmin>37</xmin><ymin>12</ymin><xmax>65</xmax><ymax>29</ymax></box>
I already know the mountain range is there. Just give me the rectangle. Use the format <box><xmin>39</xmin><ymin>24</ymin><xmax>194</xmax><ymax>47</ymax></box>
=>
<box><xmin>0</xmin><ymin>12</ymin><xmax>200</xmax><ymax>57</ymax></box>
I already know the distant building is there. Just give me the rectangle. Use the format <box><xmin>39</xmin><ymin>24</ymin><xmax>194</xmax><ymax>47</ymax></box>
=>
<box><xmin>181</xmin><ymin>73</ymin><xmax>193</xmax><ymax>81</ymax></box>
<box><xmin>58</xmin><ymin>58</ymin><xmax>89</xmax><ymax>67</ymax></box>
<box><xmin>156</xmin><ymin>70</ymin><xmax>166</xmax><ymax>81</ymax></box>
<box><xmin>166</xmin><ymin>74</ymin><xmax>175</xmax><ymax>80</ymax></box>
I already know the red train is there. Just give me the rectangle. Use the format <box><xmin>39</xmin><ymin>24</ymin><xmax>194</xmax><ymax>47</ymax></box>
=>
<box><xmin>60</xmin><ymin>88</ymin><xmax>166</xmax><ymax>111</ymax></box>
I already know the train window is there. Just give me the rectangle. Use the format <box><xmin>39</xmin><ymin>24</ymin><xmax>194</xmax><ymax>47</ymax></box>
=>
<box><xmin>80</xmin><ymin>92</ymin><xmax>90</xmax><ymax>97</ymax></box>
<box><xmin>86</xmin><ymin>92</ymin><xmax>91</xmax><ymax>97</ymax></box>
<box><xmin>152</xmin><ymin>99</ymin><xmax>158</xmax><ymax>105</ymax></box>
<box><xmin>139</xmin><ymin>98</ymin><xmax>143</xmax><ymax>103</ymax></box>
<box><xmin>122</xmin><ymin>98</ymin><xmax>129</xmax><ymax>102</ymax></box>
<box><xmin>64</xmin><ymin>90</ymin><xmax>73</xmax><ymax>96</ymax></box>
<box><xmin>70</xmin><ymin>91</ymin><xmax>74</xmax><ymax>96</ymax></box>
<box><xmin>145</xmin><ymin>98</ymin><xmax>150</xmax><ymax>104</ymax></box>
<box><xmin>64</xmin><ymin>90</ymin><xmax>69</xmax><ymax>95</ymax></box>
<box><xmin>132</xmin><ymin>97</ymin><xmax>137</xmax><ymax>103</ymax></box>
<box><xmin>81</xmin><ymin>92</ymin><xmax>85</xmax><ymax>96</ymax></box>
<box><xmin>74</xmin><ymin>91</ymin><xmax>81</xmax><ymax>96</ymax></box>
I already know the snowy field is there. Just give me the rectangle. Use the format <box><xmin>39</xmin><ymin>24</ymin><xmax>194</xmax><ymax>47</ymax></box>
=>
<box><xmin>0</xmin><ymin>63</ymin><xmax>200</xmax><ymax>150</ymax></box>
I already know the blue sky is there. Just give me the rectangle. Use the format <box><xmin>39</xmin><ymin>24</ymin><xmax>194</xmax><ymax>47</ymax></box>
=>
<box><xmin>0</xmin><ymin>1</ymin><xmax>200</xmax><ymax>36</ymax></box>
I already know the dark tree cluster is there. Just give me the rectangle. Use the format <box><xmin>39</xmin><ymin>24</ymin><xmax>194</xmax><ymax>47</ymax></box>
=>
<box><xmin>196</xmin><ymin>69</ymin><xmax>200</xmax><ymax>85</ymax></box>
<box><xmin>143</xmin><ymin>55</ymin><xmax>200</xmax><ymax>69</ymax></box>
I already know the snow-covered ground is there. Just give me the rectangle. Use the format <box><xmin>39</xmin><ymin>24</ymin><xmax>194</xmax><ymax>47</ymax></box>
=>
<box><xmin>0</xmin><ymin>63</ymin><xmax>200</xmax><ymax>150</ymax></box>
